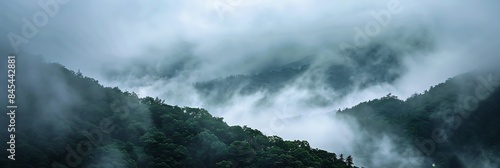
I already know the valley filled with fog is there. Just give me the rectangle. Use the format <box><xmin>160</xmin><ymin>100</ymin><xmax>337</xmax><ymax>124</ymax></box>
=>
<box><xmin>1</xmin><ymin>0</ymin><xmax>500</xmax><ymax>167</ymax></box>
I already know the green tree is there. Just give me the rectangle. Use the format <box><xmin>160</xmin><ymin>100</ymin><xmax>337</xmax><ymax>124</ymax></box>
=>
<box><xmin>346</xmin><ymin>155</ymin><xmax>354</xmax><ymax>167</ymax></box>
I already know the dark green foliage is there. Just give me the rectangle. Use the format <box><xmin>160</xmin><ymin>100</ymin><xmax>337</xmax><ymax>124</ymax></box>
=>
<box><xmin>337</xmin><ymin>70</ymin><xmax>500</xmax><ymax>167</ymax></box>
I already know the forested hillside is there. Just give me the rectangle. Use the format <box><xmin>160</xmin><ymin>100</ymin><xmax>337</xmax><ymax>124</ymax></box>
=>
<box><xmin>0</xmin><ymin>58</ymin><xmax>357</xmax><ymax>168</ymax></box>
<box><xmin>337</xmin><ymin>69</ymin><xmax>500</xmax><ymax>168</ymax></box>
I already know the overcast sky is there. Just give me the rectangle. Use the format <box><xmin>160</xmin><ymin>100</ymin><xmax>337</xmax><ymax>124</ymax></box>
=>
<box><xmin>1</xmin><ymin>0</ymin><xmax>500</xmax><ymax>167</ymax></box>
<box><xmin>1</xmin><ymin>0</ymin><xmax>497</xmax><ymax>110</ymax></box>
<box><xmin>1</xmin><ymin>0</ymin><xmax>499</xmax><ymax>85</ymax></box>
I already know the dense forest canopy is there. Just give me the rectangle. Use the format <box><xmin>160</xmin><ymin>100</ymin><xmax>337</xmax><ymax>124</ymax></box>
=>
<box><xmin>2</xmin><ymin>55</ymin><xmax>498</xmax><ymax>168</ymax></box>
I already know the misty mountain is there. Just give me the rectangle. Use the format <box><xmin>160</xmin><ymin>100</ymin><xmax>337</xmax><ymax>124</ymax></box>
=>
<box><xmin>2</xmin><ymin>57</ymin><xmax>497</xmax><ymax>168</ymax></box>
<box><xmin>0</xmin><ymin>58</ymin><xmax>358</xmax><ymax>168</ymax></box>
<box><xmin>194</xmin><ymin>41</ymin><xmax>423</xmax><ymax>106</ymax></box>
<box><xmin>194</xmin><ymin>65</ymin><xmax>308</xmax><ymax>105</ymax></box>
<box><xmin>2</xmin><ymin>1</ymin><xmax>500</xmax><ymax>168</ymax></box>
<box><xmin>335</xmin><ymin>69</ymin><xmax>500</xmax><ymax>168</ymax></box>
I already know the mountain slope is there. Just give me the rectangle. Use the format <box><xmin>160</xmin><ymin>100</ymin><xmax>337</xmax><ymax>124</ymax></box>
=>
<box><xmin>337</xmin><ymin>69</ymin><xmax>500</xmax><ymax>168</ymax></box>
<box><xmin>193</xmin><ymin>42</ymin><xmax>423</xmax><ymax>106</ymax></box>
<box><xmin>0</xmin><ymin>57</ymin><xmax>357</xmax><ymax>168</ymax></box>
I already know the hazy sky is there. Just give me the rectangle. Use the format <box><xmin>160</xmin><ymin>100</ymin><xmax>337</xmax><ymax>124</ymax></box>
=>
<box><xmin>1</xmin><ymin>0</ymin><xmax>499</xmax><ymax>85</ymax></box>
<box><xmin>1</xmin><ymin>0</ymin><xmax>496</xmax><ymax>113</ymax></box>
<box><xmin>1</xmin><ymin>0</ymin><xmax>500</xmax><ymax>167</ymax></box>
